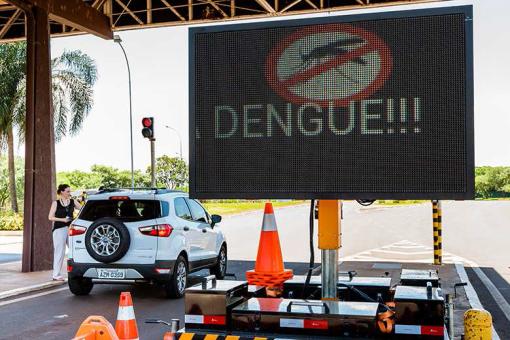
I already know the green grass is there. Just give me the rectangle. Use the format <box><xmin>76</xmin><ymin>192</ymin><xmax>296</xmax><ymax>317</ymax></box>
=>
<box><xmin>378</xmin><ymin>198</ymin><xmax>510</xmax><ymax>205</ymax></box>
<box><xmin>202</xmin><ymin>200</ymin><xmax>305</xmax><ymax>216</ymax></box>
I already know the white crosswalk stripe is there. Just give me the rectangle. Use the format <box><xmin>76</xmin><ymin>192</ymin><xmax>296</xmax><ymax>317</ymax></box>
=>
<box><xmin>342</xmin><ymin>240</ymin><xmax>476</xmax><ymax>265</ymax></box>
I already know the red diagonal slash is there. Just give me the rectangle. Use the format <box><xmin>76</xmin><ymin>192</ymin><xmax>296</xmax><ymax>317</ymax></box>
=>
<box><xmin>281</xmin><ymin>43</ymin><xmax>376</xmax><ymax>87</ymax></box>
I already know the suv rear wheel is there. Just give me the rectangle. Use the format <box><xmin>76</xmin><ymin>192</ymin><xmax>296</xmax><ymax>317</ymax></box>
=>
<box><xmin>85</xmin><ymin>217</ymin><xmax>130</xmax><ymax>263</ymax></box>
<box><xmin>163</xmin><ymin>255</ymin><xmax>188</xmax><ymax>298</ymax></box>
<box><xmin>210</xmin><ymin>245</ymin><xmax>227</xmax><ymax>279</ymax></box>
<box><xmin>68</xmin><ymin>276</ymin><xmax>94</xmax><ymax>296</ymax></box>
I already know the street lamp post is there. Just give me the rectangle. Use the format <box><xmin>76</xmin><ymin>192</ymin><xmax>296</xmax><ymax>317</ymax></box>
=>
<box><xmin>165</xmin><ymin>125</ymin><xmax>183</xmax><ymax>160</ymax></box>
<box><xmin>114</xmin><ymin>35</ymin><xmax>135</xmax><ymax>190</ymax></box>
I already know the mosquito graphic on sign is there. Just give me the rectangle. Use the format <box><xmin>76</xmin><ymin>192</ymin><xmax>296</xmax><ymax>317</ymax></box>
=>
<box><xmin>265</xmin><ymin>24</ymin><xmax>393</xmax><ymax>108</ymax></box>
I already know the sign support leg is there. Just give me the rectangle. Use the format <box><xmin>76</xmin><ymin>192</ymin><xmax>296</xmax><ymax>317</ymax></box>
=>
<box><xmin>318</xmin><ymin>200</ymin><xmax>341</xmax><ymax>300</ymax></box>
<box><xmin>432</xmin><ymin>200</ymin><xmax>442</xmax><ymax>265</ymax></box>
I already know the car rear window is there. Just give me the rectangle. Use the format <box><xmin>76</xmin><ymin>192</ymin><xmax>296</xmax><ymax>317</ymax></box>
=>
<box><xmin>79</xmin><ymin>200</ymin><xmax>161</xmax><ymax>222</ymax></box>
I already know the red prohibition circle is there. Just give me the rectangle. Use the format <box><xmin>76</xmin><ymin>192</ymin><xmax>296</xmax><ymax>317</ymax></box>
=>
<box><xmin>265</xmin><ymin>24</ymin><xmax>393</xmax><ymax>108</ymax></box>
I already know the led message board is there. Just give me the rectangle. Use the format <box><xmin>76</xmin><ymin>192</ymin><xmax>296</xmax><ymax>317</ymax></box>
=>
<box><xmin>189</xmin><ymin>6</ymin><xmax>474</xmax><ymax>199</ymax></box>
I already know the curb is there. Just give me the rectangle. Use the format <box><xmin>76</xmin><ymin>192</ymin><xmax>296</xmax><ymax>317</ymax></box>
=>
<box><xmin>0</xmin><ymin>231</ymin><xmax>23</xmax><ymax>236</ymax></box>
<box><xmin>0</xmin><ymin>280</ymin><xmax>66</xmax><ymax>300</ymax></box>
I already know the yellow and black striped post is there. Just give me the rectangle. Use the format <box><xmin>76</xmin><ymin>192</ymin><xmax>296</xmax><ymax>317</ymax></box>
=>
<box><xmin>432</xmin><ymin>200</ymin><xmax>442</xmax><ymax>265</ymax></box>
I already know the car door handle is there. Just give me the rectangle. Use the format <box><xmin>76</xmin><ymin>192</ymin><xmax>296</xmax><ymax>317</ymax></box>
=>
<box><xmin>202</xmin><ymin>229</ymin><xmax>207</xmax><ymax>233</ymax></box>
<box><xmin>183</xmin><ymin>226</ymin><xmax>190</xmax><ymax>231</ymax></box>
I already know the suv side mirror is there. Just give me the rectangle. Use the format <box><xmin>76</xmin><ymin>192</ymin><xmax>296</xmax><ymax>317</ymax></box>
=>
<box><xmin>211</xmin><ymin>214</ymin><xmax>222</xmax><ymax>228</ymax></box>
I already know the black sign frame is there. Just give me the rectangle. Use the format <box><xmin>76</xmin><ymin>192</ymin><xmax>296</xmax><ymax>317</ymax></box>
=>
<box><xmin>189</xmin><ymin>5</ymin><xmax>474</xmax><ymax>199</ymax></box>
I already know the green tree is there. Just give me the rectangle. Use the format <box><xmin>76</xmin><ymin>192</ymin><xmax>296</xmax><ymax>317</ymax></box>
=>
<box><xmin>91</xmin><ymin>165</ymin><xmax>150</xmax><ymax>189</ymax></box>
<box><xmin>57</xmin><ymin>170</ymin><xmax>101</xmax><ymax>190</ymax></box>
<box><xmin>0</xmin><ymin>42</ymin><xmax>97</xmax><ymax>212</ymax></box>
<box><xmin>475</xmin><ymin>174</ymin><xmax>492</xmax><ymax>198</ymax></box>
<box><xmin>0</xmin><ymin>156</ymin><xmax>24</xmax><ymax>208</ymax></box>
<box><xmin>149</xmin><ymin>156</ymin><xmax>188</xmax><ymax>189</ymax></box>
<box><xmin>0</xmin><ymin>43</ymin><xmax>25</xmax><ymax>212</ymax></box>
<box><xmin>474</xmin><ymin>166</ymin><xmax>510</xmax><ymax>198</ymax></box>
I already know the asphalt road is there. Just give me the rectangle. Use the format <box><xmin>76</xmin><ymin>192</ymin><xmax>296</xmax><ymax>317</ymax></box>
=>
<box><xmin>0</xmin><ymin>261</ymin><xmax>310</xmax><ymax>340</ymax></box>
<box><xmin>0</xmin><ymin>236</ymin><xmax>21</xmax><ymax>264</ymax></box>
<box><xmin>0</xmin><ymin>201</ymin><xmax>508</xmax><ymax>339</ymax></box>
<box><xmin>221</xmin><ymin>201</ymin><xmax>509</xmax><ymax>272</ymax></box>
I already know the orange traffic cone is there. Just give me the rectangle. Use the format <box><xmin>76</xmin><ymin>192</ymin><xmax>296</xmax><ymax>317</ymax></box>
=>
<box><xmin>73</xmin><ymin>315</ymin><xmax>119</xmax><ymax>340</ymax></box>
<box><xmin>115</xmin><ymin>292</ymin><xmax>139</xmax><ymax>340</ymax></box>
<box><xmin>246</xmin><ymin>203</ymin><xmax>293</xmax><ymax>289</ymax></box>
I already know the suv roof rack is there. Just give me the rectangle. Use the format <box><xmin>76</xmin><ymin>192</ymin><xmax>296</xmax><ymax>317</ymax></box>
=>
<box><xmin>94</xmin><ymin>187</ymin><xmax>184</xmax><ymax>195</ymax></box>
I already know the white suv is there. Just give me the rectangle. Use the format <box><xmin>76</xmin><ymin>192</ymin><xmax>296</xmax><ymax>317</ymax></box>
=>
<box><xmin>67</xmin><ymin>189</ymin><xmax>227</xmax><ymax>298</ymax></box>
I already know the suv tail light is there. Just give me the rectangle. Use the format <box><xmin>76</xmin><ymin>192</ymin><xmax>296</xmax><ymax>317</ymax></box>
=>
<box><xmin>139</xmin><ymin>224</ymin><xmax>173</xmax><ymax>237</ymax></box>
<box><xmin>69</xmin><ymin>224</ymin><xmax>86</xmax><ymax>236</ymax></box>
<box><xmin>109</xmin><ymin>196</ymin><xmax>130</xmax><ymax>200</ymax></box>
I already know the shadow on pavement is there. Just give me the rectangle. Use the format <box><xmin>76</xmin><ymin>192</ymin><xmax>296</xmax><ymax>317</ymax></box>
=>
<box><xmin>193</xmin><ymin>260</ymin><xmax>312</xmax><ymax>281</ymax></box>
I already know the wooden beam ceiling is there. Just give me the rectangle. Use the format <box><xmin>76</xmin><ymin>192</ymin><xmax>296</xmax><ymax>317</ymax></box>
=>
<box><xmin>4</xmin><ymin>0</ymin><xmax>112</xmax><ymax>39</ymax></box>
<box><xmin>0</xmin><ymin>0</ymin><xmax>446</xmax><ymax>43</ymax></box>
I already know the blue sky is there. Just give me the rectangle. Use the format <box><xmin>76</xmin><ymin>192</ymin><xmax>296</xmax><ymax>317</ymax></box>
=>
<box><xmin>25</xmin><ymin>0</ymin><xmax>508</xmax><ymax>171</ymax></box>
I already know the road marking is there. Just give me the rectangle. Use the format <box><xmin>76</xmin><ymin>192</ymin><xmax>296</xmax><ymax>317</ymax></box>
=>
<box><xmin>455</xmin><ymin>263</ymin><xmax>500</xmax><ymax>340</ymax></box>
<box><xmin>370</xmin><ymin>249</ymin><xmax>432</xmax><ymax>256</ymax></box>
<box><xmin>382</xmin><ymin>244</ymin><xmax>432</xmax><ymax>249</ymax></box>
<box><xmin>0</xmin><ymin>287</ymin><xmax>68</xmax><ymax>307</ymax></box>
<box><xmin>342</xmin><ymin>240</ymin><xmax>473</xmax><ymax>265</ymax></box>
<box><xmin>471</xmin><ymin>266</ymin><xmax>510</xmax><ymax>322</ymax></box>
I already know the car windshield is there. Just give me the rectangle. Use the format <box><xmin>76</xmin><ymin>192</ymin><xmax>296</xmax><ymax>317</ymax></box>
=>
<box><xmin>79</xmin><ymin>199</ymin><xmax>161</xmax><ymax>222</ymax></box>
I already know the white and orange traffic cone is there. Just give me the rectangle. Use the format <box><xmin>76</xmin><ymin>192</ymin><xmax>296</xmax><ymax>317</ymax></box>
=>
<box><xmin>115</xmin><ymin>292</ymin><xmax>139</xmax><ymax>340</ymax></box>
<box><xmin>246</xmin><ymin>203</ymin><xmax>293</xmax><ymax>292</ymax></box>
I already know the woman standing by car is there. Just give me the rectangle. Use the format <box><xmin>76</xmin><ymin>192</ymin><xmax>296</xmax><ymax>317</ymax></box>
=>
<box><xmin>48</xmin><ymin>184</ymin><xmax>82</xmax><ymax>281</ymax></box>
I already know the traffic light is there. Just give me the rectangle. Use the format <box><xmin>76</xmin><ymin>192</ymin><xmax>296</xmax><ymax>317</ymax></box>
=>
<box><xmin>141</xmin><ymin>117</ymin><xmax>154</xmax><ymax>139</ymax></box>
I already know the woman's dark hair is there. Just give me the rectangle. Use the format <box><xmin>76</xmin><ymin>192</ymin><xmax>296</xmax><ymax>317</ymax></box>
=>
<box><xmin>57</xmin><ymin>184</ymin><xmax>70</xmax><ymax>195</ymax></box>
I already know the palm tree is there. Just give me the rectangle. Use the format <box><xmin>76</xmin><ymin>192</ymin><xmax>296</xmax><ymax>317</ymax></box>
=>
<box><xmin>0</xmin><ymin>43</ymin><xmax>26</xmax><ymax>213</ymax></box>
<box><xmin>0</xmin><ymin>42</ymin><xmax>97</xmax><ymax>212</ymax></box>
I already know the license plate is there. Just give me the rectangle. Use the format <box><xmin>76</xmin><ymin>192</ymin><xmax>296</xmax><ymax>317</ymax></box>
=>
<box><xmin>97</xmin><ymin>268</ymin><xmax>126</xmax><ymax>279</ymax></box>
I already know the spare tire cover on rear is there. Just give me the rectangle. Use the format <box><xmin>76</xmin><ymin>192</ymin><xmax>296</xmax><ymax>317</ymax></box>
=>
<box><xmin>85</xmin><ymin>217</ymin><xmax>131</xmax><ymax>263</ymax></box>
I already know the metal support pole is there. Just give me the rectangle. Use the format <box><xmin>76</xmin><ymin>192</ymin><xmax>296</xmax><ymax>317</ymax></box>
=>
<box><xmin>432</xmin><ymin>200</ymin><xmax>442</xmax><ymax>265</ymax></box>
<box><xmin>446</xmin><ymin>294</ymin><xmax>454</xmax><ymax>338</ymax></box>
<box><xmin>170</xmin><ymin>319</ymin><xmax>180</xmax><ymax>333</ymax></box>
<box><xmin>165</xmin><ymin>125</ymin><xmax>183</xmax><ymax>159</ymax></box>
<box><xmin>321</xmin><ymin>249</ymin><xmax>338</xmax><ymax>299</ymax></box>
<box><xmin>114</xmin><ymin>36</ymin><xmax>135</xmax><ymax>189</ymax></box>
<box><xmin>318</xmin><ymin>200</ymin><xmax>341</xmax><ymax>300</ymax></box>
<box><xmin>150</xmin><ymin>138</ymin><xmax>156</xmax><ymax>187</ymax></box>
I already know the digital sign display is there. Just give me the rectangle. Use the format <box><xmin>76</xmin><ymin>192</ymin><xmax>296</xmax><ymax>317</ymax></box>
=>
<box><xmin>190</xmin><ymin>6</ymin><xmax>474</xmax><ymax>199</ymax></box>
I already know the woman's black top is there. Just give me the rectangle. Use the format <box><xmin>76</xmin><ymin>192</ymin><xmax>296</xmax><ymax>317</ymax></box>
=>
<box><xmin>53</xmin><ymin>199</ymin><xmax>74</xmax><ymax>231</ymax></box>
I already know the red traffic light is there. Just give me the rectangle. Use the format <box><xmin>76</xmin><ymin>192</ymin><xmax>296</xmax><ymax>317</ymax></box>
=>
<box><xmin>142</xmin><ymin>117</ymin><xmax>153</xmax><ymax>128</ymax></box>
<box><xmin>141</xmin><ymin>117</ymin><xmax>154</xmax><ymax>139</ymax></box>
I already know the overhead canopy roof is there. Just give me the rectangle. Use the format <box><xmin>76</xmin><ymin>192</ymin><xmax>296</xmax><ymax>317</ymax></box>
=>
<box><xmin>0</xmin><ymin>0</ymin><xmax>444</xmax><ymax>42</ymax></box>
